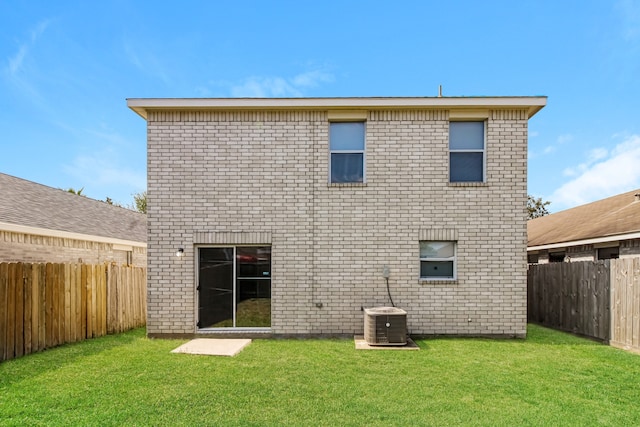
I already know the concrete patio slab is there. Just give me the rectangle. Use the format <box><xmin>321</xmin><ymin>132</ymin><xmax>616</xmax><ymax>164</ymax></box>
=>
<box><xmin>354</xmin><ymin>335</ymin><xmax>420</xmax><ymax>350</ymax></box>
<box><xmin>171</xmin><ymin>338</ymin><xmax>251</xmax><ymax>356</ymax></box>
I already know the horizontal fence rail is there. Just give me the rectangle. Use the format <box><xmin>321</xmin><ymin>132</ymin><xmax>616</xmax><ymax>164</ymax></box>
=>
<box><xmin>0</xmin><ymin>262</ymin><xmax>146</xmax><ymax>362</ymax></box>
<box><xmin>528</xmin><ymin>258</ymin><xmax>640</xmax><ymax>352</ymax></box>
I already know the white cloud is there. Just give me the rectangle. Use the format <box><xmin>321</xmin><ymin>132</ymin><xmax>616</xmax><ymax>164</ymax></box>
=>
<box><xmin>230</xmin><ymin>76</ymin><xmax>301</xmax><ymax>97</ymax></box>
<box><xmin>66</xmin><ymin>155</ymin><xmax>145</xmax><ymax>188</ymax></box>
<box><xmin>528</xmin><ymin>132</ymin><xmax>570</xmax><ymax>159</ymax></box>
<box><xmin>550</xmin><ymin>134</ymin><xmax>640</xmax><ymax>209</ymax></box>
<box><xmin>122</xmin><ymin>39</ymin><xmax>171</xmax><ymax>85</ymax></box>
<box><xmin>291</xmin><ymin>70</ymin><xmax>334</xmax><ymax>87</ymax></box>
<box><xmin>557</xmin><ymin>134</ymin><xmax>573</xmax><ymax>144</ymax></box>
<box><xmin>616</xmin><ymin>0</ymin><xmax>640</xmax><ymax>40</ymax></box>
<box><xmin>7</xmin><ymin>45</ymin><xmax>28</xmax><ymax>75</ymax></box>
<box><xmin>63</xmin><ymin>127</ymin><xmax>146</xmax><ymax>202</ymax></box>
<box><xmin>224</xmin><ymin>69</ymin><xmax>334</xmax><ymax>98</ymax></box>
<box><xmin>562</xmin><ymin>147</ymin><xmax>609</xmax><ymax>177</ymax></box>
<box><xmin>4</xmin><ymin>19</ymin><xmax>50</xmax><ymax>77</ymax></box>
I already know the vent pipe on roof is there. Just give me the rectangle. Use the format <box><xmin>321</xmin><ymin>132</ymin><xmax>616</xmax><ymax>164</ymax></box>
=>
<box><xmin>438</xmin><ymin>85</ymin><xmax>443</xmax><ymax>97</ymax></box>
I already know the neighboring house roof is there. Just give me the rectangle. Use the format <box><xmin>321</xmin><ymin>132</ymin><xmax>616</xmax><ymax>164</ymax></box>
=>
<box><xmin>128</xmin><ymin>96</ymin><xmax>547</xmax><ymax>119</ymax></box>
<box><xmin>528</xmin><ymin>189</ymin><xmax>640</xmax><ymax>250</ymax></box>
<box><xmin>0</xmin><ymin>173</ymin><xmax>146</xmax><ymax>246</ymax></box>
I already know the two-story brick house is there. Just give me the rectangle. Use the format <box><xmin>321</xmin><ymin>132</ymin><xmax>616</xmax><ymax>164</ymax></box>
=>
<box><xmin>128</xmin><ymin>96</ymin><xmax>546</xmax><ymax>338</ymax></box>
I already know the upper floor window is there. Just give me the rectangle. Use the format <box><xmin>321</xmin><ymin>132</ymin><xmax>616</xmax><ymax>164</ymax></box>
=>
<box><xmin>330</xmin><ymin>122</ymin><xmax>365</xmax><ymax>183</ymax></box>
<box><xmin>449</xmin><ymin>121</ymin><xmax>485</xmax><ymax>183</ymax></box>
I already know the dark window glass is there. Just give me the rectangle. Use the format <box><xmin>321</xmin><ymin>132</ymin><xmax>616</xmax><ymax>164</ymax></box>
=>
<box><xmin>549</xmin><ymin>252</ymin><xmax>565</xmax><ymax>263</ymax></box>
<box><xmin>450</xmin><ymin>152</ymin><xmax>483</xmax><ymax>182</ymax></box>
<box><xmin>597</xmin><ymin>247</ymin><xmax>619</xmax><ymax>260</ymax></box>
<box><xmin>198</xmin><ymin>248</ymin><xmax>234</xmax><ymax>328</ymax></box>
<box><xmin>331</xmin><ymin>153</ymin><xmax>364</xmax><ymax>183</ymax></box>
<box><xmin>420</xmin><ymin>261</ymin><xmax>454</xmax><ymax>278</ymax></box>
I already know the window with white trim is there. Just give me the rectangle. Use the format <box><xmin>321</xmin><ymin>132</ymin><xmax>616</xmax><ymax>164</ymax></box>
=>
<box><xmin>330</xmin><ymin>122</ymin><xmax>365</xmax><ymax>183</ymax></box>
<box><xmin>449</xmin><ymin>121</ymin><xmax>485</xmax><ymax>183</ymax></box>
<box><xmin>420</xmin><ymin>241</ymin><xmax>456</xmax><ymax>280</ymax></box>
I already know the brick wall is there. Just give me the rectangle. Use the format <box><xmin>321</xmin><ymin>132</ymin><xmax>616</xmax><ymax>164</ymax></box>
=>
<box><xmin>621</xmin><ymin>239</ymin><xmax>640</xmax><ymax>258</ymax></box>
<box><xmin>0</xmin><ymin>230</ymin><xmax>146</xmax><ymax>267</ymax></box>
<box><xmin>146</xmin><ymin>108</ymin><xmax>529</xmax><ymax>337</ymax></box>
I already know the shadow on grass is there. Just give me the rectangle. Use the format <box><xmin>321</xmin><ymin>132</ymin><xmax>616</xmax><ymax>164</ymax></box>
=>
<box><xmin>411</xmin><ymin>324</ymin><xmax>606</xmax><ymax>349</ymax></box>
<box><xmin>525</xmin><ymin>323</ymin><xmax>608</xmax><ymax>347</ymax></box>
<box><xmin>0</xmin><ymin>328</ymin><xmax>145</xmax><ymax>387</ymax></box>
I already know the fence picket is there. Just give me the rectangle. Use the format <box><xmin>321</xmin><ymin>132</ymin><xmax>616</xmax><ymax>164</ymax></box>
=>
<box><xmin>23</xmin><ymin>263</ymin><xmax>32</xmax><ymax>355</ymax></box>
<box><xmin>37</xmin><ymin>264</ymin><xmax>46</xmax><ymax>350</ymax></box>
<box><xmin>0</xmin><ymin>263</ymin><xmax>8</xmax><ymax>361</ymax></box>
<box><xmin>7</xmin><ymin>263</ymin><xmax>16</xmax><ymax>360</ymax></box>
<box><xmin>633</xmin><ymin>258</ymin><xmax>640</xmax><ymax>350</ymax></box>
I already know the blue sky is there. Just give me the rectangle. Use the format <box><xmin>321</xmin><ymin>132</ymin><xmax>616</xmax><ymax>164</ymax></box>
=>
<box><xmin>1</xmin><ymin>1</ymin><xmax>639</xmax><ymax>212</ymax></box>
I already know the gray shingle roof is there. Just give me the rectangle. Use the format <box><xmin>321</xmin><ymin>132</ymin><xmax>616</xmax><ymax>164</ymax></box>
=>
<box><xmin>0</xmin><ymin>173</ymin><xmax>146</xmax><ymax>243</ymax></box>
<box><xmin>528</xmin><ymin>189</ymin><xmax>640</xmax><ymax>247</ymax></box>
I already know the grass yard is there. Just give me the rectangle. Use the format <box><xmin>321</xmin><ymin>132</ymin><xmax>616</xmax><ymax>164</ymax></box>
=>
<box><xmin>1</xmin><ymin>325</ymin><xmax>639</xmax><ymax>426</ymax></box>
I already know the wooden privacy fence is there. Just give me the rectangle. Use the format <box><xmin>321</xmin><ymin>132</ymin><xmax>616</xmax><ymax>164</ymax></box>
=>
<box><xmin>0</xmin><ymin>262</ymin><xmax>146</xmax><ymax>362</ymax></box>
<box><xmin>528</xmin><ymin>258</ymin><xmax>640</xmax><ymax>352</ymax></box>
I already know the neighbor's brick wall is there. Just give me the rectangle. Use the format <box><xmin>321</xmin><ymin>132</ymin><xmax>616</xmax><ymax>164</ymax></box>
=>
<box><xmin>621</xmin><ymin>239</ymin><xmax>640</xmax><ymax>258</ymax></box>
<box><xmin>146</xmin><ymin>108</ymin><xmax>529</xmax><ymax>337</ymax></box>
<box><xmin>567</xmin><ymin>245</ymin><xmax>595</xmax><ymax>262</ymax></box>
<box><xmin>0</xmin><ymin>230</ymin><xmax>147</xmax><ymax>266</ymax></box>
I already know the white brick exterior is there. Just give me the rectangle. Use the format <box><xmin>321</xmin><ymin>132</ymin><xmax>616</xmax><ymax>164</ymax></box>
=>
<box><xmin>142</xmin><ymin>102</ymin><xmax>539</xmax><ymax>338</ymax></box>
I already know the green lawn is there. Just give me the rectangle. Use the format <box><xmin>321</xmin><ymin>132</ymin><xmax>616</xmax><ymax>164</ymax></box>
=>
<box><xmin>1</xmin><ymin>325</ymin><xmax>639</xmax><ymax>426</ymax></box>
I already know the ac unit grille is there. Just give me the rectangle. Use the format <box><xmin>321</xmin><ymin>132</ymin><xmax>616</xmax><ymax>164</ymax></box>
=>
<box><xmin>364</xmin><ymin>307</ymin><xmax>407</xmax><ymax>346</ymax></box>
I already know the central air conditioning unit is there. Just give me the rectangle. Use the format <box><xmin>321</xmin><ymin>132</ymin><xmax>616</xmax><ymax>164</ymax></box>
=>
<box><xmin>364</xmin><ymin>307</ymin><xmax>407</xmax><ymax>346</ymax></box>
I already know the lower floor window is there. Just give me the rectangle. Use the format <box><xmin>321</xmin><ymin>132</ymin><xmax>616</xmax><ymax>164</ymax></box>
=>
<box><xmin>549</xmin><ymin>252</ymin><xmax>565</xmax><ymax>263</ymax></box>
<box><xmin>597</xmin><ymin>247</ymin><xmax>619</xmax><ymax>260</ymax></box>
<box><xmin>420</xmin><ymin>241</ymin><xmax>456</xmax><ymax>280</ymax></box>
<box><xmin>197</xmin><ymin>246</ymin><xmax>271</xmax><ymax>329</ymax></box>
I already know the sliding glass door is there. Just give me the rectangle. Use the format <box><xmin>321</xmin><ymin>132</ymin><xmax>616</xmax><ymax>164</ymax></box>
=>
<box><xmin>198</xmin><ymin>246</ymin><xmax>271</xmax><ymax>329</ymax></box>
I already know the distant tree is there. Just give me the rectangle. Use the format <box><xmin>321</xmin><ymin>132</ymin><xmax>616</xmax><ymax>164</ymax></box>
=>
<box><xmin>130</xmin><ymin>191</ymin><xmax>147</xmax><ymax>214</ymax></box>
<box><xmin>66</xmin><ymin>187</ymin><xmax>84</xmax><ymax>195</ymax></box>
<box><xmin>528</xmin><ymin>195</ymin><xmax>551</xmax><ymax>219</ymax></box>
<box><xmin>105</xmin><ymin>197</ymin><xmax>124</xmax><ymax>207</ymax></box>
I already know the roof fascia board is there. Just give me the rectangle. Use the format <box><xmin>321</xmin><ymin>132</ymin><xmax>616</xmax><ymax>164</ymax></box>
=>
<box><xmin>127</xmin><ymin>97</ymin><xmax>547</xmax><ymax>120</ymax></box>
<box><xmin>527</xmin><ymin>231</ymin><xmax>640</xmax><ymax>251</ymax></box>
<box><xmin>0</xmin><ymin>221</ymin><xmax>147</xmax><ymax>248</ymax></box>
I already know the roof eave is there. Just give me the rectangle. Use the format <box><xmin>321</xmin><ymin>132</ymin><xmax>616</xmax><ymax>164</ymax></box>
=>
<box><xmin>527</xmin><ymin>231</ymin><xmax>640</xmax><ymax>252</ymax></box>
<box><xmin>127</xmin><ymin>96</ymin><xmax>547</xmax><ymax>120</ymax></box>
<box><xmin>0</xmin><ymin>221</ymin><xmax>147</xmax><ymax>248</ymax></box>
